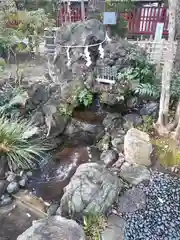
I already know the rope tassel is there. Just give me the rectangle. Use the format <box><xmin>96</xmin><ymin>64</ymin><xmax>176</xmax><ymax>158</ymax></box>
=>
<box><xmin>98</xmin><ymin>43</ymin><xmax>104</xmax><ymax>59</ymax></box>
<box><xmin>66</xmin><ymin>47</ymin><xmax>71</xmax><ymax>67</ymax></box>
<box><xmin>105</xmin><ymin>31</ymin><xmax>111</xmax><ymax>43</ymax></box>
<box><xmin>84</xmin><ymin>46</ymin><xmax>92</xmax><ymax>67</ymax></box>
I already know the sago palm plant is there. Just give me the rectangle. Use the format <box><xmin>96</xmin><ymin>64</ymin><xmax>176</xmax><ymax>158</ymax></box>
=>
<box><xmin>0</xmin><ymin>116</ymin><xmax>47</xmax><ymax>170</ymax></box>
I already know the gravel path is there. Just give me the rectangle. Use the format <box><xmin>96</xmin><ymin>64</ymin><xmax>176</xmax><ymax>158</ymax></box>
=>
<box><xmin>123</xmin><ymin>172</ymin><xmax>180</xmax><ymax>240</ymax></box>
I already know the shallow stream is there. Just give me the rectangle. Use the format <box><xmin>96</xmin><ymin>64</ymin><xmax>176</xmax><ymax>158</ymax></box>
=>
<box><xmin>27</xmin><ymin>98</ymin><xmax>106</xmax><ymax>201</ymax></box>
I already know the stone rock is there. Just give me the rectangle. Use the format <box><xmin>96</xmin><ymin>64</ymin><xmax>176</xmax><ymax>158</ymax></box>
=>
<box><xmin>124</xmin><ymin>128</ymin><xmax>152</xmax><ymax>166</ymax></box>
<box><xmin>117</xmin><ymin>187</ymin><xmax>146</xmax><ymax>213</ymax></box>
<box><xmin>0</xmin><ymin>180</ymin><xmax>8</xmax><ymax>196</ymax></box>
<box><xmin>100</xmin><ymin>92</ymin><xmax>124</xmax><ymax>106</ymax></box>
<box><xmin>59</xmin><ymin>163</ymin><xmax>124</xmax><ymax>217</ymax></box>
<box><xmin>27</xmin><ymin>146</ymin><xmax>100</xmax><ymax>201</ymax></box>
<box><xmin>28</xmin><ymin>84</ymin><xmax>49</xmax><ymax>106</ymax></box>
<box><xmin>102</xmin><ymin>113</ymin><xmax>123</xmax><ymax>132</ymax></box>
<box><xmin>31</xmin><ymin>111</ymin><xmax>45</xmax><ymax>127</ymax></box>
<box><xmin>7</xmin><ymin>181</ymin><xmax>19</xmax><ymax>194</ymax></box>
<box><xmin>17</xmin><ymin>216</ymin><xmax>86</xmax><ymax>240</ymax></box>
<box><xmin>26</xmin><ymin>171</ymin><xmax>33</xmax><ymax>177</ymax></box>
<box><xmin>65</xmin><ymin>118</ymin><xmax>104</xmax><ymax>143</ymax></box>
<box><xmin>47</xmin><ymin>203</ymin><xmax>60</xmax><ymax>216</ymax></box>
<box><xmin>123</xmin><ymin>113</ymin><xmax>142</xmax><ymax>129</ymax></box>
<box><xmin>100</xmin><ymin>150</ymin><xmax>119</xmax><ymax>167</ymax></box>
<box><xmin>111</xmin><ymin>129</ymin><xmax>126</xmax><ymax>152</ymax></box>
<box><xmin>0</xmin><ymin>156</ymin><xmax>8</xmax><ymax>179</ymax></box>
<box><xmin>6</xmin><ymin>172</ymin><xmax>17</xmax><ymax>182</ymax></box>
<box><xmin>53</xmin><ymin>19</ymin><xmax>105</xmax><ymax>85</ymax></box>
<box><xmin>42</xmin><ymin>104</ymin><xmax>68</xmax><ymax>137</ymax></box>
<box><xmin>19</xmin><ymin>177</ymin><xmax>27</xmax><ymax>187</ymax></box>
<box><xmin>140</xmin><ymin>102</ymin><xmax>158</xmax><ymax>117</ymax></box>
<box><xmin>0</xmin><ymin>194</ymin><xmax>13</xmax><ymax>206</ymax></box>
<box><xmin>119</xmin><ymin>162</ymin><xmax>151</xmax><ymax>185</ymax></box>
<box><xmin>44</xmin><ymin>19</ymin><xmax>149</xmax><ymax>107</ymax></box>
<box><xmin>112</xmin><ymin>153</ymin><xmax>125</xmax><ymax>169</ymax></box>
<box><xmin>97</xmin><ymin>132</ymin><xmax>111</xmax><ymax>151</ymax></box>
<box><xmin>126</xmin><ymin>97</ymin><xmax>138</xmax><ymax>109</ymax></box>
<box><xmin>101</xmin><ymin>214</ymin><xmax>126</xmax><ymax>240</ymax></box>
<box><xmin>60</xmin><ymin>79</ymin><xmax>85</xmax><ymax>103</ymax></box>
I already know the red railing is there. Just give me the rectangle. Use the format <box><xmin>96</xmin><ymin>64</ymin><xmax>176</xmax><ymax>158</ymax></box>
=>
<box><xmin>123</xmin><ymin>7</ymin><xmax>168</xmax><ymax>36</ymax></box>
<box><xmin>57</xmin><ymin>6</ymin><xmax>169</xmax><ymax>37</ymax></box>
<box><xmin>56</xmin><ymin>5</ymin><xmax>87</xmax><ymax>26</ymax></box>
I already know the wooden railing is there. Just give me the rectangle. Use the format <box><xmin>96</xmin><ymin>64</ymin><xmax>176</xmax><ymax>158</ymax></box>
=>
<box><xmin>123</xmin><ymin>7</ymin><xmax>168</xmax><ymax>36</ymax></box>
<box><xmin>57</xmin><ymin>6</ymin><xmax>169</xmax><ymax>38</ymax></box>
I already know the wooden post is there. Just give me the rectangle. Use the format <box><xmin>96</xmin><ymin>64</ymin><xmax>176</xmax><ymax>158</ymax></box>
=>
<box><xmin>67</xmin><ymin>0</ymin><xmax>71</xmax><ymax>23</ymax></box>
<box><xmin>81</xmin><ymin>0</ymin><xmax>85</xmax><ymax>21</ymax></box>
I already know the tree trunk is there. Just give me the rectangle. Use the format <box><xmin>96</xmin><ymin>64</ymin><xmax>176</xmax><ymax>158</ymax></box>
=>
<box><xmin>167</xmin><ymin>99</ymin><xmax>180</xmax><ymax>131</ymax></box>
<box><xmin>174</xmin><ymin>116</ymin><xmax>180</xmax><ymax>140</ymax></box>
<box><xmin>174</xmin><ymin>0</ymin><xmax>180</xmax><ymax>71</ymax></box>
<box><xmin>155</xmin><ymin>0</ymin><xmax>177</xmax><ymax>134</ymax></box>
<box><xmin>81</xmin><ymin>0</ymin><xmax>85</xmax><ymax>21</ymax></box>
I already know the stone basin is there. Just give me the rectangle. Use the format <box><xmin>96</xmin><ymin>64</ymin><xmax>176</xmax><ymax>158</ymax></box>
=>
<box><xmin>27</xmin><ymin>146</ymin><xmax>100</xmax><ymax>201</ymax></box>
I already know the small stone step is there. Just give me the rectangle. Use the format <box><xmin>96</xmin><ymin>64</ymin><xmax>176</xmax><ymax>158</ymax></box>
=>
<box><xmin>13</xmin><ymin>190</ymin><xmax>48</xmax><ymax>216</ymax></box>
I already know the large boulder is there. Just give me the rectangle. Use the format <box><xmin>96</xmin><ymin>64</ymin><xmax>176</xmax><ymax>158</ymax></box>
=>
<box><xmin>17</xmin><ymin>216</ymin><xmax>85</xmax><ymax>240</ymax></box>
<box><xmin>51</xmin><ymin>19</ymin><xmax>105</xmax><ymax>90</ymax></box>
<box><xmin>124</xmin><ymin>128</ymin><xmax>153</xmax><ymax>166</ymax></box>
<box><xmin>64</xmin><ymin>118</ymin><xmax>104</xmax><ymax>143</ymax></box>
<box><xmin>119</xmin><ymin>162</ymin><xmax>151</xmax><ymax>185</ymax></box>
<box><xmin>58</xmin><ymin>163</ymin><xmax>124</xmax><ymax>217</ymax></box>
<box><xmin>46</xmin><ymin>19</ymin><xmax>146</xmax><ymax>106</ymax></box>
<box><xmin>27</xmin><ymin>146</ymin><xmax>100</xmax><ymax>201</ymax></box>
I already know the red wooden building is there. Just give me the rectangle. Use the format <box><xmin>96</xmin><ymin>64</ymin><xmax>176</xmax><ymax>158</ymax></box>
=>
<box><xmin>56</xmin><ymin>0</ymin><xmax>168</xmax><ymax>38</ymax></box>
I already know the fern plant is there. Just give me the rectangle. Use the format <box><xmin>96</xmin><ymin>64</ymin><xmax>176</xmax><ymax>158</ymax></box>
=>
<box><xmin>134</xmin><ymin>83</ymin><xmax>160</xmax><ymax>98</ymax></box>
<box><xmin>118</xmin><ymin>48</ymin><xmax>159</xmax><ymax>98</ymax></box>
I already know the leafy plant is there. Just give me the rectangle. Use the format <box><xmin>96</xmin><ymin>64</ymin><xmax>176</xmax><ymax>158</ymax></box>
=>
<box><xmin>0</xmin><ymin>87</ymin><xmax>28</xmax><ymax>117</ymax></box>
<box><xmin>0</xmin><ymin>116</ymin><xmax>47</xmax><ymax>170</ymax></box>
<box><xmin>77</xmin><ymin>89</ymin><xmax>93</xmax><ymax>107</ymax></box>
<box><xmin>83</xmin><ymin>214</ymin><xmax>107</xmax><ymax>240</ymax></box>
<box><xmin>0</xmin><ymin>9</ymin><xmax>24</xmax><ymax>60</ymax></box>
<box><xmin>110</xmin><ymin>16</ymin><xmax>129</xmax><ymax>38</ymax></box>
<box><xmin>134</xmin><ymin>83</ymin><xmax>160</xmax><ymax>98</ymax></box>
<box><xmin>118</xmin><ymin>48</ymin><xmax>158</xmax><ymax>98</ymax></box>
<box><xmin>119</xmin><ymin>49</ymin><xmax>156</xmax><ymax>84</ymax></box>
<box><xmin>58</xmin><ymin>103</ymin><xmax>73</xmax><ymax>117</ymax></box>
<box><xmin>137</xmin><ymin>116</ymin><xmax>154</xmax><ymax>133</ymax></box>
<box><xmin>18</xmin><ymin>8</ymin><xmax>55</xmax><ymax>53</ymax></box>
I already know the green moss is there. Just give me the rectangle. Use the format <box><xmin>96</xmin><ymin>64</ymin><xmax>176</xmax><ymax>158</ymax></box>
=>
<box><xmin>152</xmin><ymin>137</ymin><xmax>180</xmax><ymax>166</ymax></box>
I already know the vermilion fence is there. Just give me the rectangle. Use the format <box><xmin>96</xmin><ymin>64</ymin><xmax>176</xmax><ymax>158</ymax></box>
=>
<box><xmin>56</xmin><ymin>4</ymin><xmax>88</xmax><ymax>25</ymax></box>
<box><xmin>57</xmin><ymin>6</ymin><xmax>169</xmax><ymax>37</ymax></box>
<box><xmin>123</xmin><ymin>7</ymin><xmax>168</xmax><ymax>36</ymax></box>
<box><xmin>7</xmin><ymin>6</ymin><xmax>169</xmax><ymax>38</ymax></box>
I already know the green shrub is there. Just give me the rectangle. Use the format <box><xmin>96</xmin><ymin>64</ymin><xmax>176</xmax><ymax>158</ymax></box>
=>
<box><xmin>0</xmin><ymin>116</ymin><xmax>47</xmax><ymax>169</ymax></box>
<box><xmin>77</xmin><ymin>88</ymin><xmax>93</xmax><ymax>107</ymax></box>
<box><xmin>118</xmin><ymin>48</ymin><xmax>159</xmax><ymax>98</ymax></box>
<box><xmin>83</xmin><ymin>214</ymin><xmax>107</xmax><ymax>240</ymax></box>
<box><xmin>137</xmin><ymin>116</ymin><xmax>154</xmax><ymax>133</ymax></box>
<box><xmin>58</xmin><ymin>103</ymin><xmax>73</xmax><ymax>116</ymax></box>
